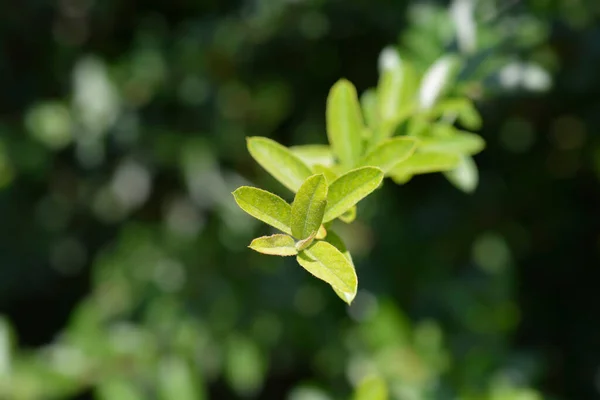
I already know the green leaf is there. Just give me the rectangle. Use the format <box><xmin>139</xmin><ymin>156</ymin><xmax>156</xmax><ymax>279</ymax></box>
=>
<box><xmin>389</xmin><ymin>152</ymin><xmax>461</xmax><ymax>180</ymax></box>
<box><xmin>233</xmin><ymin>187</ymin><xmax>292</xmax><ymax>234</ymax></box>
<box><xmin>247</xmin><ymin>137</ymin><xmax>312</xmax><ymax>192</ymax></box>
<box><xmin>297</xmin><ymin>241</ymin><xmax>357</xmax><ymax>304</ymax></box>
<box><xmin>326</xmin><ymin>79</ymin><xmax>365</xmax><ymax>168</ymax></box>
<box><xmin>419</xmin><ymin>55</ymin><xmax>460</xmax><ymax>110</ymax></box>
<box><xmin>324</xmin><ymin>167</ymin><xmax>384</xmax><ymax>223</ymax></box>
<box><xmin>97</xmin><ymin>378</ymin><xmax>144</xmax><ymax>400</ymax></box>
<box><xmin>360</xmin><ymin>88</ymin><xmax>378</xmax><ymax>129</ymax></box>
<box><xmin>361</xmin><ymin>137</ymin><xmax>418</xmax><ymax>173</ymax></box>
<box><xmin>339</xmin><ymin>206</ymin><xmax>357</xmax><ymax>223</ymax></box>
<box><xmin>352</xmin><ymin>376</ymin><xmax>389</xmax><ymax>400</ymax></box>
<box><xmin>158</xmin><ymin>357</ymin><xmax>206</xmax><ymax>400</ymax></box>
<box><xmin>312</xmin><ymin>164</ymin><xmax>338</xmax><ymax>184</ymax></box>
<box><xmin>325</xmin><ymin>229</ymin><xmax>355</xmax><ymax>305</ymax></box>
<box><xmin>420</xmin><ymin>129</ymin><xmax>485</xmax><ymax>155</ymax></box>
<box><xmin>291</xmin><ymin>174</ymin><xmax>328</xmax><ymax>240</ymax></box>
<box><xmin>432</xmin><ymin>98</ymin><xmax>482</xmax><ymax>130</ymax></box>
<box><xmin>443</xmin><ymin>155</ymin><xmax>479</xmax><ymax>193</ymax></box>
<box><xmin>325</xmin><ymin>230</ymin><xmax>352</xmax><ymax>263</ymax></box>
<box><xmin>249</xmin><ymin>234</ymin><xmax>297</xmax><ymax>256</ymax></box>
<box><xmin>295</xmin><ymin>231</ymin><xmax>318</xmax><ymax>252</ymax></box>
<box><xmin>290</xmin><ymin>145</ymin><xmax>335</xmax><ymax>168</ymax></box>
<box><xmin>316</xmin><ymin>225</ymin><xmax>327</xmax><ymax>239</ymax></box>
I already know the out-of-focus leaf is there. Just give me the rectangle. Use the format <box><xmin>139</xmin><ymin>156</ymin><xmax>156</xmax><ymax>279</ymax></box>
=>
<box><xmin>96</xmin><ymin>378</ymin><xmax>144</xmax><ymax>400</ymax></box>
<box><xmin>312</xmin><ymin>164</ymin><xmax>338</xmax><ymax>183</ymax></box>
<box><xmin>352</xmin><ymin>375</ymin><xmax>389</xmax><ymax>400</ymax></box>
<box><xmin>0</xmin><ymin>318</ymin><xmax>12</xmax><ymax>377</ymax></box>
<box><xmin>372</xmin><ymin>59</ymin><xmax>418</xmax><ymax>145</ymax></box>
<box><xmin>297</xmin><ymin>241</ymin><xmax>357</xmax><ymax>304</ymax></box>
<box><xmin>225</xmin><ymin>336</ymin><xmax>266</xmax><ymax>397</ymax></box>
<box><xmin>419</xmin><ymin>55</ymin><xmax>460</xmax><ymax>109</ymax></box>
<box><xmin>324</xmin><ymin>167</ymin><xmax>384</xmax><ymax>223</ymax></box>
<box><xmin>360</xmin><ymin>88</ymin><xmax>379</xmax><ymax>129</ymax></box>
<box><xmin>158</xmin><ymin>356</ymin><xmax>206</xmax><ymax>400</ymax></box>
<box><xmin>443</xmin><ymin>155</ymin><xmax>478</xmax><ymax>193</ymax></box>
<box><xmin>361</xmin><ymin>137</ymin><xmax>418</xmax><ymax>173</ymax></box>
<box><xmin>432</xmin><ymin>98</ymin><xmax>482</xmax><ymax>130</ymax></box>
<box><xmin>290</xmin><ymin>145</ymin><xmax>335</xmax><ymax>168</ymax></box>
<box><xmin>339</xmin><ymin>206</ymin><xmax>357</xmax><ymax>223</ymax></box>
<box><xmin>390</xmin><ymin>152</ymin><xmax>461</xmax><ymax>176</ymax></box>
<box><xmin>326</xmin><ymin>79</ymin><xmax>365</xmax><ymax>168</ymax></box>
<box><xmin>233</xmin><ymin>187</ymin><xmax>291</xmax><ymax>234</ymax></box>
<box><xmin>420</xmin><ymin>130</ymin><xmax>485</xmax><ymax>155</ymax></box>
<box><xmin>291</xmin><ymin>175</ymin><xmax>328</xmax><ymax>240</ymax></box>
<box><xmin>247</xmin><ymin>137</ymin><xmax>312</xmax><ymax>192</ymax></box>
<box><xmin>249</xmin><ymin>234</ymin><xmax>297</xmax><ymax>256</ymax></box>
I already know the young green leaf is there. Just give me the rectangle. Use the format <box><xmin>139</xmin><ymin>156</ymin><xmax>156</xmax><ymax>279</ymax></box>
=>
<box><xmin>432</xmin><ymin>98</ymin><xmax>482</xmax><ymax>130</ymax></box>
<box><xmin>295</xmin><ymin>231</ymin><xmax>318</xmax><ymax>252</ymax></box>
<box><xmin>352</xmin><ymin>376</ymin><xmax>388</xmax><ymax>400</ymax></box>
<box><xmin>247</xmin><ymin>137</ymin><xmax>312</xmax><ymax>192</ymax></box>
<box><xmin>325</xmin><ymin>229</ymin><xmax>353</xmax><ymax>263</ymax></box>
<box><xmin>419</xmin><ymin>130</ymin><xmax>485</xmax><ymax>155</ymax></box>
<box><xmin>291</xmin><ymin>174</ymin><xmax>328</xmax><ymax>240</ymax></box>
<box><xmin>326</xmin><ymin>79</ymin><xmax>365</xmax><ymax>168</ymax></box>
<box><xmin>339</xmin><ymin>206</ymin><xmax>357</xmax><ymax>223</ymax></box>
<box><xmin>323</xmin><ymin>231</ymin><xmax>355</xmax><ymax>309</ymax></box>
<box><xmin>249</xmin><ymin>234</ymin><xmax>297</xmax><ymax>256</ymax></box>
<box><xmin>360</xmin><ymin>88</ymin><xmax>378</xmax><ymax>129</ymax></box>
<box><xmin>312</xmin><ymin>164</ymin><xmax>338</xmax><ymax>184</ymax></box>
<box><xmin>232</xmin><ymin>187</ymin><xmax>292</xmax><ymax>234</ymax></box>
<box><xmin>443</xmin><ymin>155</ymin><xmax>479</xmax><ymax>193</ymax></box>
<box><xmin>324</xmin><ymin>167</ymin><xmax>384</xmax><ymax>223</ymax></box>
<box><xmin>361</xmin><ymin>137</ymin><xmax>418</xmax><ymax>173</ymax></box>
<box><xmin>297</xmin><ymin>241</ymin><xmax>357</xmax><ymax>304</ymax></box>
<box><xmin>290</xmin><ymin>145</ymin><xmax>335</xmax><ymax>168</ymax></box>
<box><xmin>316</xmin><ymin>224</ymin><xmax>327</xmax><ymax>239</ymax></box>
<box><xmin>419</xmin><ymin>55</ymin><xmax>460</xmax><ymax>110</ymax></box>
<box><xmin>389</xmin><ymin>152</ymin><xmax>461</xmax><ymax>177</ymax></box>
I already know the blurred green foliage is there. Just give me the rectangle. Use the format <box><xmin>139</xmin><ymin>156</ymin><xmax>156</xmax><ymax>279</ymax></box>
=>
<box><xmin>0</xmin><ymin>0</ymin><xmax>599</xmax><ymax>399</ymax></box>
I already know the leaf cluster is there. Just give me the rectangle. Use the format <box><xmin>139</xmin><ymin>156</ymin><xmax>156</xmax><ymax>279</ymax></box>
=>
<box><xmin>234</xmin><ymin>53</ymin><xmax>486</xmax><ymax>303</ymax></box>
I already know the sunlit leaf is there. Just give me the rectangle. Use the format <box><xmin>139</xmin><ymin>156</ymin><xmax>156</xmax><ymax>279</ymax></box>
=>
<box><xmin>297</xmin><ymin>241</ymin><xmax>357</xmax><ymax>304</ymax></box>
<box><xmin>443</xmin><ymin>155</ymin><xmax>479</xmax><ymax>193</ymax></box>
<box><xmin>390</xmin><ymin>152</ymin><xmax>461</xmax><ymax>177</ymax></box>
<box><xmin>232</xmin><ymin>187</ymin><xmax>291</xmax><ymax>234</ymax></box>
<box><xmin>291</xmin><ymin>174</ymin><xmax>328</xmax><ymax>239</ymax></box>
<box><xmin>420</xmin><ymin>129</ymin><xmax>485</xmax><ymax>155</ymax></box>
<box><xmin>249</xmin><ymin>234</ymin><xmax>297</xmax><ymax>256</ymax></box>
<box><xmin>325</xmin><ymin>229</ymin><xmax>352</xmax><ymax>262</ymax></box>
<box><xmin>247</xmin><ymin>137</ymin><xmax>312</xmax><ymax>192</ymax></box>
<box><xmin>324</xmin><ymin>167</ymin><xmax>384</xmax><ymax>223</ymax></box>
<box><xmin>339</xmin><ymin>206</ymin><xmax>357</xmax><ymax>223</ymax></box>
<box><xmin>326</xmin><ymin>79</ymin><xmax>365</xmax><ymax>168</ymax></box>
<box><xmin>360</xmin><ymin>88</ymin><xmax>378</xmax><ymax>129</ymax></box>
<box><xmin>419</xmin><ymin>55</ymin><xmax>460</xmax><ymax>109</ymax></box>
<box><xmin>295</xmin><ymin>231</ymin><xmax>318</xmax><ymax>252</ymax></box>
<box><xmin>361</xmin><ymin>137</ymin><xmax>418</xmax><ymax>173</ymax></box>
<box><xmin>352</xmin><ymin>375</ymin><xmax>389</xmax><ymax>400</ymax></box>
<box><xmin>316</xmin><ymin>225</ymin><xmax>327</xmax><ymax>239</ymax></box>
<box><xmin>371</xmin><ymin>59</ymin><xmax>418</xmax><ymax>145</ymax></box>
<box><xmin>312</xmin><ymin>164</ymin><xmax>338</xmax><ymax>183</ymax></box>
<box><xmin>432</xmin><ymin>98</ymin><xmax>482</xmax><ymax>130</ymax></box>
<box><xmin>290</xmin><ymin>145</ymin><xmax>335</xmax><ymax>168</ymax></box>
